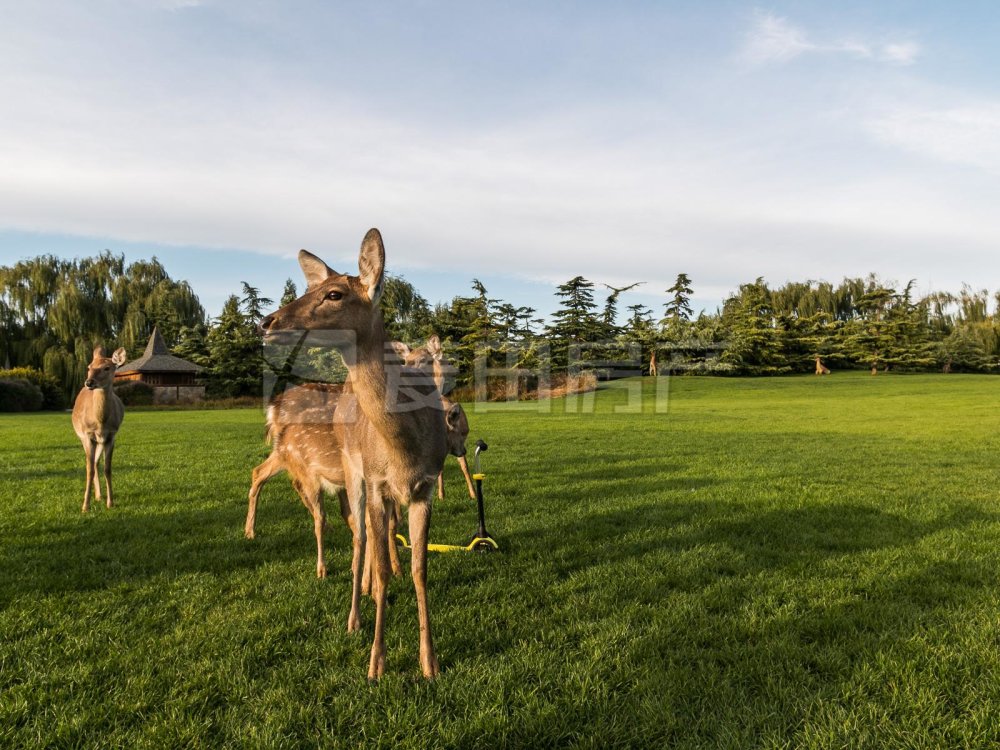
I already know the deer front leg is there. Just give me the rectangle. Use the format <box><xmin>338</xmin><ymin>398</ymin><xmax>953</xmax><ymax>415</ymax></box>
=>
<box><xmin>388</xmin><ymin>498</ymin><xmax>403</xmax><ymax>578</ymax></box>
<box><xmin>92</xmin><ymin>441</ymin><xmax>104</xmax><ymax>504</ymax></box>
<box><xmin>437</xmin><ymin>471</ymin><xmax>444</xmax><ymax>500</ymax></box>
<box><xmin>456</xmin><ymin>454</ymin><xmax>476</xmax><ymax>500</ymax></box>
<box><xmin>102</xmin><ymin>437</ymin><xmax>115</xmax><ymax>509</ymax></box>
<box><xmin>409</xmin><ymin>498</ymin><xmax>439</xmax><ymax>679</ymax></box>
<box><xmin>366</xmin><ymin>480</ymin><xmax>390</xmax><ymax>681</ymax></box>
<box><xmin>343</xmin><ymin>456</ymin><xmax>366</xmax><ymax>633</ymax></box>
<box><xmin>246</xmin><ymin>453</ymin><xmax>283</xmax><ymax>539</ymax></box>
<box><xmin>81</xmin><ymin>438</ymin><xmax>96</xmax><ymax>513</ymax></box>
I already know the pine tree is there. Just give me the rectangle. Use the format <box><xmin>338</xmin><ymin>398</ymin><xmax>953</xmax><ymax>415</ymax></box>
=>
<box><xmin>206</xmin><ymin>295</ymin><xmax>262</xmax><ymax>397</ymax></box>
<box><xmin>661</xmin><ymin>273</ymin><xmax>694</xmax><ymax>333</ymax></box>
<box><xmin>280</xmin><ymin>278</ymin><xmax>298</xmax><ymax>306</ymax></box>
<box><xmin>546</xmin><ymin>276</ymin><xmax>603</xmax><ymax>370</ymax></box>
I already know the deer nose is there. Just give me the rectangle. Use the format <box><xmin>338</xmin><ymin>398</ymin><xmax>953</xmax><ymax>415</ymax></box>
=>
<box><xmin>85</xmin><ymin>379</ymin><xmax>96</xmax><ymax>389</ymax></box>
<box><xmin>259</xmin><ymin>314</ymin><xmax>275</xmax><ymax>335</ymax></box>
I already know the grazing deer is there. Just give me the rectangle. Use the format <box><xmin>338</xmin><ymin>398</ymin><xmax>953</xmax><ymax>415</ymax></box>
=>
<box><xmin>260</xmin><ymin>229</ymin><xmax>449</xmax><ymax>679</ymax></box>
<box><xmin>814</xmin><ymin>356</ymin><xmax>830</xmax><ymax>375</ymax></box>
<box><xmin>72</xmin><ymin>346</ymin><xmax>127</xmax><ymax>512</ymax></box>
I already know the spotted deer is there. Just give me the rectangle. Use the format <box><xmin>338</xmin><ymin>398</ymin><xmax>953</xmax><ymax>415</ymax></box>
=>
<box><xmin>72</xmin><ymin>346</ymin><xmax>127</xmax><ymax>512</ymax></box>
<box><xmin>260</xmin><ymin>229</ymin><xmax>449</xmax><ymax>679</ymax></box>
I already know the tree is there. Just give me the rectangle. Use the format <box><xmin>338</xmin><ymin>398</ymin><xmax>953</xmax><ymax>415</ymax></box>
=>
<box><xmin>205</xmin><ymin>295</ymin><xmax>262</xmax><ymax>397</ymax></box>
<box><xmin>240</xmin><ymin>282</ymin><xmax>274</xmax><ymax>327</ymax></box>
<box><xmin>720</xmin><ymin>278</ymin><xmax>788</xmax><ymax>374</ymax></box>
<box><xmin>661</xmin><ymin>273</ymin><xmax>694</xmax><ymax>334</ymax></box>
<box><xmin>280</xmin><ymin>278</ymin><xmax>298</xmax><ymax>306</ymax></box>
<box><xmin>546</xmin><ymin>276</ymin><xmax>604</xmax><ymax>370</ymax></box>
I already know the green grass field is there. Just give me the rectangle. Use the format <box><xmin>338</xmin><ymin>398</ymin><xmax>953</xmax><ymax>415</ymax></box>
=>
<box><xmin>2</xmin><ymin>373</ymin><xmax>1000</xmax><ymax>748</ymax></box>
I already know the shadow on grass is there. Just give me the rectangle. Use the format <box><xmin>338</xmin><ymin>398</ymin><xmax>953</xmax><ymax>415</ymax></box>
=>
<box><xmin>0</xmin><ymin>498</ymin><xmax>349</xmax><ymax>606</ymax></box>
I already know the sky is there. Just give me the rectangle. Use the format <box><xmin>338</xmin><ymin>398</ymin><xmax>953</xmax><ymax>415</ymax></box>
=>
<box><xmin>2</xmin><ymin>1</ymin><xmax>999</xmax><ymax>320</ymax></box>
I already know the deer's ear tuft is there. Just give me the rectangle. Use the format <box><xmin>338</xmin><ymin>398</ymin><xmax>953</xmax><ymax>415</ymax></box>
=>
<box><xmin>358</xmin><ymin>228</ymin><xmax>385</xmax><ymax>304</ymax></box>
<box><xmin>298</xmin><ymin>250</ymin><xmax>336</xmax><ymax>290</ymax></box>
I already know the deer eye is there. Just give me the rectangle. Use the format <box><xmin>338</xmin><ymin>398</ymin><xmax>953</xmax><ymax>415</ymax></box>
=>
<box><xmin>326</xmin><ymin>291</ymin><xmax>343</xmax><ymax>301</ymax></box>
<box><xmin>104</xmin><ymin>367</ymin><xmax>110</xmax><ymax>371</ymax></box>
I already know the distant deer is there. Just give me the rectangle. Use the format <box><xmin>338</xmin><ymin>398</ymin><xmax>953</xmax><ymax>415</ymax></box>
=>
<box><xmin>72</xmin><ymin>346</ymin><xmax>127</xmax><ymax>512</ymax></box>
<box><xmin>260</xmin><ymin>229</ymin><xmax>449</xmax><ymax>679</ymax></box>
<box><xmin>814</xmin><ymin>356</ymin><xmax>830</xmax><ymax>375</ymax></box>
<box><xmin>649</xmin><ymin>350</ymin><xmax>658</xmax><ymax>377</ymax></box>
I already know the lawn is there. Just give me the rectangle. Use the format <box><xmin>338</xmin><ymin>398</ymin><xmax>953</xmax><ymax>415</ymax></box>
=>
<box><xmin>2</xmin><ymin>373</ymin><xmax>1000</xmax><ymax>748</ymax></box>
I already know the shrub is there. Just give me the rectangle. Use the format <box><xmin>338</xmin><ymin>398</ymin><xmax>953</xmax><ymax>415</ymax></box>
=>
<box><xmin>0</xmin><ymin>367</ymin><xmax>66</xmax><ymax>410</ymax></box>
<box><xmin>115</xmin><ymin>381</ymin><xmax>155</xmax><ymax>406</ymax></box>
<box><xmin>0</xmin><ymin>378</ymin><xmax>44</xmax><ymax>412</ymax></box>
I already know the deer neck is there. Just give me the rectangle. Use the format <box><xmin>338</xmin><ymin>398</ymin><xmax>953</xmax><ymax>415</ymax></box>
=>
<box><xmin>344</xmin><ymin>317</ymin><xmax>411</xmax><ymax>449</ymax></box>
<box><xmin>85</xmin><ymin>385</ymin><xmax>114</xmax><ymax>425</ymax></box>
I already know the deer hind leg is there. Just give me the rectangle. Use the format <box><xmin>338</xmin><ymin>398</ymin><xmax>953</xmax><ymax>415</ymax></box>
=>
<box><xmin>102</xmin><ymin>437</ymin><xmax>115</xmax><ymax>509</ymax></box>
<box><xmin>409</xmin><ymin>498</ymin><xmax>439</xmax><ymax>679</ymax></box>
<box><xmin>366</xmin><ymin>480</ymin><xmax>391</xmax><ymax>681</ymax></box>
<box><xmin>292</xmin><ymin>476</ymin><xmax>327</xmax><ymax>578</ymax></box>
<box><xmin>81</xmin><ymin>438</ymin><xmax>96</xmax><ymax>513</ymax></box>
<box><xmin>246</xmin><ymin>453</ymin><xmax>284</xmax><ymax>539</ymax></box>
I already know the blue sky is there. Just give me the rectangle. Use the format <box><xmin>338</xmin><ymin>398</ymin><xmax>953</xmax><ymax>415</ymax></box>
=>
<box><xmin>2</xmin><ymin>1</ymin><xmax>999</xmax><ymax>320</ymax></box>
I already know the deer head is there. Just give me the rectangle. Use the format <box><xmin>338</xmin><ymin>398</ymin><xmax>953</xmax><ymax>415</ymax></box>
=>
<box><xmin>84</xmin><ymin>346</ymin><xmax>127</xmax><ymax>390</ymax></box>
<box><xmin>260</xmin><ymin>229</ymin><xmax>385</xmax><ymax>350</ymax></box>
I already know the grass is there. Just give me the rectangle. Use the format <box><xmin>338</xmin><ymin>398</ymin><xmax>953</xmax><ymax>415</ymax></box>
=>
<box><xmin>2</xmin><ymin>372</ymin><xmax>1000</xmax><ymax>748</ymax></box>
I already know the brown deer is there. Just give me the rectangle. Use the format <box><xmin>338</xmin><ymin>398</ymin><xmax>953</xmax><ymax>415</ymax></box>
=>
<box><xmin>814</xmin><ymin>356</ymin><xmax>830</xmax><ymax>375</ymax></box>
<box><xmin>244</xmin><ymin>382</ymin><xmax>352</xmax><ymax>580</ymax></box>
<box><xmin>72</xmin><ymin>346</ymin><xmax>127</xmax><ymax>512</ymax></box>
<box><xmin>244</xmin><ymin>359</ymin><xmax>474</xmax><ymax>582</ymax></box>
<box><xmin>260</xmin><ymin>229</ymin><xmax>449</xmax><ymax>679</ymax></box>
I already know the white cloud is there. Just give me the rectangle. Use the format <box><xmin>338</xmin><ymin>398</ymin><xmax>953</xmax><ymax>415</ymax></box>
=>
<box><xmin>743</xmin><ymin>11</ymin><xmax>920</xmax><ymax>67</ymax></box>
<box><xmin>867</xmin><ymin>102</ymin><xmax>1000</xmax><ymax>173</ymax></box>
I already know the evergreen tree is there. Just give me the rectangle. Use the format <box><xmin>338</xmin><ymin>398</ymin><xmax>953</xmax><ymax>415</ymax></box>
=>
<box><xmin>546</xmin><ymin>276</ymin><xmax>603</xmax><ymax>370</ymax></box>
<box><xmin>206</xmin><ymin>295</ymin><xmax>262</xmax><ymax>397</ymax></box>
<box><xmin>240</xmin><ymin>282</ymin><xmax>274</xmax><ymax>326</ymax></box>
<box><xmin>720</xmin><ymin>278</ymin><xmax>788</xmax><ymax>374</ymax></box>
<box><xmin>280</xmin><ymin>278</ymin><xmax>298</xmax><ymax>306</ymax></box>
<box><xmin>661</xmin><ymin>273</ymin><xmax>694</xmax><ymax>333</ymax></box>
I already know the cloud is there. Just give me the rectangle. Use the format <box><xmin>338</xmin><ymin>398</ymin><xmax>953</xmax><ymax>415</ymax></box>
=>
<box><xmin>743</xmin><ymin>11</ymin><xmax>920</xmax><ymax>66</ymax></box>
<box><xmin>866</xmin><ymin>101</ymin><xmax>1000</xmax><ymax>173</ymax></box>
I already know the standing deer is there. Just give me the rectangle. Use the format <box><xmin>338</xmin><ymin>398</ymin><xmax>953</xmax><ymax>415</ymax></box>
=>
<box><xmin>72</xmin><ymin>346</ymin><xmax>127</xmax><ymax>512</ymax></box>
<box><xmin>814</xmin><ymin>356</ymin><xmax>830</xmax><ymax>375</ymax></box>
<box><xmin>260</xmin><ymin>229</ymin><xmax>449</xmax><ymax>679</ymax></box>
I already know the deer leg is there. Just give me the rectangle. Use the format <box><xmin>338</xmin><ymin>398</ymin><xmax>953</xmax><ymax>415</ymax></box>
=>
<box><xmin>343</xmin><ymin>456</ymin><xmax>366</xmax><ymax>632</ymax></box>
<box><xmin>246</xmin><ymin>453</ymin><xmax>283</xmax><ymax>539</ymax></box>
<box><xmin>409</xmin><ymin>498</ymin><xmax>439</xmax><ymax>679</ymax></box>
<box><xmin>437</xmin><ymin>471</ymin><xmax>444</xmax><ymax>500</ymax></box>
<box><xmin>388</xmin><ymin>498</ymin><xmax>403</xmax><ymax>578</ymax></box>
<box><xmin>92</xmin><ymin>441</ymin><xmax>104</xmax><ymax>503</ymax></box>
<box><xmin>292</xmin><ymin>477</ymin><xmax>326</xmax><ymax>578</ymax></box>
<box><xmin>103</xmin><ymin>437</ymin><xmax>115</xmax><ymax>509</ymax></box>
<box><xmin>366</xmin><ymin>480</ymin><xmax>390</xmax><ymax>681</ymax></box>
<box><xmin>81</xmin><ymin>438</ymin><xmax>97</xmax><ymax>512</ymax></box>
<box><xmin>456</xmin><ymin>454</ymin><xmax>476</xmax><ymax>500</ymax></box>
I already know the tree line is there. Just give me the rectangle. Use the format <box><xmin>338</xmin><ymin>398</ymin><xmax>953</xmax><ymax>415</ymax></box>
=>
<box><xmin>2</xmin><ymin>253</ymin><xmax>998</xmax><ymax>406</ymax></box>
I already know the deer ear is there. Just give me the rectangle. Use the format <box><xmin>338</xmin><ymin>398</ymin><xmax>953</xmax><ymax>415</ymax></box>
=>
<box><xmin>445</xmin><ymin>402</ymin><xmax>465</xmax><ymax>431</ymax></box>
<box><xmin>358</xmin><ymin>228</ymin><xmax>385</xmax><ymax>304</ymax></box>
<box><xmin>93</xmin><ymin>345</ymin><xmax>108</xmax><ymax>360</ymax></box>
<box><xmin>111</xmin><ymin>348</ymin><xmax>127</xmax><ymax>366</ymax></box>
<box><xmin>426</xmin><ymin>335</ymin><xmax>442</xmax><ymax>360</ymax></box>
<box><xmin>298</xmin><ymin>250</ymin><xmax>336</xmax><ymax>290</ymax></box>
<box><xmin>391</xmin><ymin>341</ymin><xmax>411</xmax><ymax>358</ymax></box>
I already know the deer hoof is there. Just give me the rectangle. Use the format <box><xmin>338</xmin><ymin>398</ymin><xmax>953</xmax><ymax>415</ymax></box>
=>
<box><xmin>317</xmin><ymin>565</ymin><xmax>327</xmax><ymax>579</ymax></box>
<box><xmin>347</xmin><ymin>612</ymin><xmax>361</xmax><ymax>633</ymax></box>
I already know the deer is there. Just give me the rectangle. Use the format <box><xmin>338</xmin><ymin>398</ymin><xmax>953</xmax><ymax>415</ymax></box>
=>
<box><xmin>260</xmin><ymin>229</ymin><xmax>449</xmax><ymax>679</ymax></box>
<box><xmin>72</xmin><ymin>346</ymin><xmax>127</xmax><ymax>512</ymax></box>
<box><xmin>244</xmin><ymin>351</ymin><xmax>475</xmax><ymax>582</ymax></box>
<box><xmin>814</xmin><ymin>355</ymin><xmax>830</xmax><ymax>375</ymax></box>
